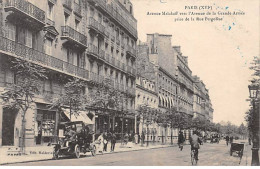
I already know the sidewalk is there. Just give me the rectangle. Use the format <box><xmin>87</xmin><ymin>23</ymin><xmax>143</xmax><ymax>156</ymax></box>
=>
<box><xmin>0</xmin><ymin>142</ymin><xmax>176</xmax><ymax>165</ymax></box>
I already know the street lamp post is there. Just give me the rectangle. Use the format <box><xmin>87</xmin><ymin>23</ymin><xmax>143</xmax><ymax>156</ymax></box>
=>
<box><xmin>248</xmin><ymin>80</ymin><xmax>260</xmax><ymax>166</ymax></box>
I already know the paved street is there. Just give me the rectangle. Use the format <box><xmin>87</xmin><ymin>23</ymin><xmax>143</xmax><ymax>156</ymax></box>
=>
<box><xmin>6</xmin><ymin>140</ymin><xmax>251</xmax><ymax>166</ymax></box>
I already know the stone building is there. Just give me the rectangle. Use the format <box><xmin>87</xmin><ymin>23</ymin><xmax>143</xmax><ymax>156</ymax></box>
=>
<box><xmin>145</xmin><ymin>33</ymin><xmax>181</xmax><ymax>143</ymax></box>
<box><xmin>135</xmin><ymin>43</ymin><xmax>158</xmax><ymax>143</ymax></box>
<box><xmin>137</xmin><ymin>33</ymin><xmax>214</xmax><ymax>142</ymax></box>
<box><xmin>0</xmin><ymin>0</ymin><xmax>137</xmax><ymax>147</ymax></box>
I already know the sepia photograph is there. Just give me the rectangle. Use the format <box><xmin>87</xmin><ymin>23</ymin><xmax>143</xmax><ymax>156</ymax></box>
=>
<box><xmin>0</xmin><ymin>0</ymin><xmax>259</xmax><ymax>166</ymax></box>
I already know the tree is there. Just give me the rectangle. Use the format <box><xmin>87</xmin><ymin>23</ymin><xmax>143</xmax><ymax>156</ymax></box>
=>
<box><xmin>238</xmin><ymin>123</ymin><xmax>248</xmax><ymax>140</ymax></box>
<box><xmin>50</xmin><ymin>77</ymin><xmax>87</xmax><ymax>121</ymax></box>
<box><xmin>88</xmin><ymin>78</ymin><xmax>126</xmax><ymax>114</ymax></box>
<box><xmin>1</xmin><ymin>58</ymin><xmax>48</xmax><ymax>152</ymax></box>
<box><xmin>249</xmin><ymin>56</ymin><xmax>260</xmax><ymax>78</ymax></box>
<box><xmin>136</xmin><ymin>104</ymin><xmax>158</xmax><ymax>146</ymax></box>
<box><xmin>87</xmin><ymin>78</ymin><xmax>129</xmax><ymax>143</ymax></box>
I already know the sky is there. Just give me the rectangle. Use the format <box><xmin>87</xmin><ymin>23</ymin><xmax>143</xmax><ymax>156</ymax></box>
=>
<box><xmin>130</xmin><ymin>0</ymin><xmax>259</xmax><ymax>125</ymax></box>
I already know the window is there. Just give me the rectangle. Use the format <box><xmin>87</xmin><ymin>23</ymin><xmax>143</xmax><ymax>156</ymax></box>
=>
<box><xmin>5</xmin><ymin>69</ymin><xmax>14</xmax><ymax>85</ymax></box>
<box><xmin>130</xmin><ymin>5</ymin><xmax>133</xmax><ymax>14</ymax></box>
<box><xmin>47</xmin><ymin>1</ymin><xmax>54</xmax><ymax>20</ymax></box>
<box><xmin>44</xmin><ymin>79</ymin><xmax>52</xmax><ymax>94</ymax></box>
<box><xmin>25</xmin><ymin>29</ymin><xmax>32</xmax><ymax>48</ymax></box>
<box><xmin>6</xmin><ymin>22</ymin><xmax>16</xmax><ymax>41</ymax></box>
<box><xmin>75</xmin><ymin>19</ymin><xmax>80</xmax><ymax>31</ymax></box>
<box><xmin>90</xmin><ymin>7</ymin><xmax>94</xmax><ymax>17</ymax></box>
<box><xmin>89</xmin><ymin>62</ymin><xmax>93</xmax><ymax>72</ymax></box>
<box><xmin>104</xmin><ymin>67</ymin><xmax>108</xmax><ymax>77</ymax></box>
<box><xmin>97</xmin><ymin>65</ymin><xmax>101</xmax><ymax>75</ymax></box>
<box><xmin>77</xmin><ymin>53</ymin><xmax>85</xmax><ymax>68</ymax></box>
<box><xmin>16</xmin><ymin>26</ymin><xmax>26</xmax><ymax>45</ymax></box>
<box><xmin>67</xmin><ymin>49</ymin><xmax>73</xmax><ymax>64</ymax></box>
<box><xmin>98</xmin><ymin>13</ymin><xmax>102</xmax><ymax>23</ymax></box>
<box><xmin>110</xmin><ymin>70</ymin><xmax>113</xmax><ymax>77</ymax></box>
<box><xmin>64</xmin><ymin>12</ymin><xmax>70</xmax><ymax>26</ymax></box>
<box><xmin>120</xmin><ymin>74</ymin><xmax>123</xmax><ymax>84</ymax></box>
<box><xmin>45</xmin><ymin>39</ymin><xmax>52</xmax><ymax>55</ymax></box>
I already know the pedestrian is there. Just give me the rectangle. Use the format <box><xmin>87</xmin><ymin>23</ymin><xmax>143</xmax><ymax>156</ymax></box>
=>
<box><xmin>225</xmin><ymin>135</ymin><xmax>229</xmax><ymax>146</ymax></box>
<box><xmin>97</xmin><ymin>132</ymin><xmax>104</xmax><ymax>154</ymax></box>
<box><xmin>103</xmin><ymin>131</ymin><xmax>108</xmax><ymax>152</ymax></box>
<box><xmin>141</xmin><ymin>131</ymin><xmax>145</xmax><ymax>145</ymax></box>
<box><xmin>178</xmin><ymin>131</ymin><xmax>185</xmax><ymax>151</ymax></box>
<box><xmin>110</xmin><ymin>131</ymin><xmax>116</xmax><ymax>152</ymax></box>
<box><xmin>124</xmin><ymin>133</ymin><xmax>129</xmax><ymax>145</ymax></box>
<box><xmin>138</xmin><ymin>133</ymin><xmax>140</xmax><ymax>144</ymax></box>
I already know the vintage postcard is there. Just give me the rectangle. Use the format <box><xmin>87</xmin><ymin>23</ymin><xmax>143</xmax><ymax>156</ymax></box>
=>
<box><xmin>0</xmin><ymin>0</ymin><xmax>259</xmax><ymax>166</ymax></box>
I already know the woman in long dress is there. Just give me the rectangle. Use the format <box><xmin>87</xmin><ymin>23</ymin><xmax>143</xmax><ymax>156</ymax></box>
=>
<box><xmin>97</xmin><ymin>133</ymin><xmax>104</xmax><ymax>154</ymax></box>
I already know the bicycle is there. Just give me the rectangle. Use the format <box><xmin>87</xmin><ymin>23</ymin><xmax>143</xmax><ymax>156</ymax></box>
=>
<box><xmin>191</xmin><ymin>149</ymin><xmax>198</xmax><ymax>165</ymax></box>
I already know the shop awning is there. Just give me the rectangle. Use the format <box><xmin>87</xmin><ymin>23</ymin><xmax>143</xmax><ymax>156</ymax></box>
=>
<box><xmin>62</xmin><ymin>108</ymin><xmax>94</xmax><ymax>125</ymax></box>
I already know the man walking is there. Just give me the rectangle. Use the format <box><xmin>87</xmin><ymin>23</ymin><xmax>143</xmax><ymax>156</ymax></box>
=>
<box><xmin>178</xmin><ymin>131</ymin><xmax>185</xmax><ymax>151</ymax></box>
<box><xmin>110</xmin><ymin>131</ymin><xmax>116</xmax><ymax>152</ymax></box>
<box><xmin>103</xmin><ymin>131</ymin><xmax>108</xmax><ymax>152</ymax></box>
<box><xmin>225</xmin><ymin>135</ymin><xmax>229</xmax><ymax>146</ymax></box>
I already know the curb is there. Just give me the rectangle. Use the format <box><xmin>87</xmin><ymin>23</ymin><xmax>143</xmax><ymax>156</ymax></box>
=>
<box><xmin>1</xmin><ymin>145</ymin><xmax>176</xmax><ymax>165</ymax></box>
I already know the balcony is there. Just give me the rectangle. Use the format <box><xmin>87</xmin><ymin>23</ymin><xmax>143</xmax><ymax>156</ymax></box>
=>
<box><xmin>121</xmin><ymin>43</ymin><xmax>125</xmax><ymax>52</ymax></box>
<box><xmin>111</xmin><ymin>35</ymin><xmax>115</xmax><ymax>43</ymax></box>
<box><xmin>126</xmin><ymin>65</ymin><xmax>136</xmax><ymax>76</ymax></box>
<box><xmin>126</xmin><ymin>87</ymin><xmax>135</xmax><ymax>96</ymax></box>
<box><xmin>61</xmin><ymin>26</ymin><xmax>88</xmax><ymax>49</ymax></box>
<box><xmin>0</xmin><ymin>36</ymin><xmax>90</xmax><ymax>80</ymax></box>
<box><xmin>62</xmin><ymin>0</ymin><xmax>72</xmax><ymax>10</ymax></box>
<box><xmin>86</xmin><ymin>0</ymin><xmax>137</xmax><ymax>39</ymax></box>
<box><xmin>88</xmin><ymin>17</ymin><xmax>105</xmax><ymax>37</ymax></box>
<box><xmin>46</xmin><ymin>18</ymin><xmax>55</xmax><ymax>27</ymax></box>
<box><xmin>4</xmin><ymin>0</ymin><xmax>45</xmax><ymax>28</ymax></box>
<box><xmin>74</xmin><ymin>2</ymin><xmax>81</xmax><ymax>16</ymax></box>
<box><xmin>126</xmin><ymin>45</ymin><xmax>136</xmax><ymax>57</ymax></box>
<box><xmin>89</xmin><ymin>72</ymin><xmax>104</xmax><ymax>84</ymax></box>
<box><xmin>87</xmin><ymin>43</ymin><xmax>105</xmax><ymax>60</ymax></box>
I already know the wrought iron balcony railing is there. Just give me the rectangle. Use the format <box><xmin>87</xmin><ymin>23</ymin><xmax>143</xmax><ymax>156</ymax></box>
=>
<box><xmin>87</xmin><ymin>0</ymin><xmax>137</xmax><ymax>39</ymax></box>
<box><xmin>74</xmin><ymin>2</ymin><xmax>81</xmax><ymax>16</ymax></box>
<box><xmin>61</xmin><ymin>26</ymin><xmax>88</xmax><ymax>48</ymax></box>
<box><xmin>88</xmin><ymin>17</ymin><xmax>105</xmax><ymax>36</ymax></box>
<box><xmin>5</xmin><ymin>0</ymin><xmax>45</xmax><ymax>24</ymax></box>
<box><xmin>0</xmin><ymin>36</ymin><xmax>90</xmax><ymax>80</ymax></box>
<box><xmin>87</xmin><ymin>43</ymin><xmax>105</xmax><ymax>60</ymax></box>
<box><xmin>126</xmin><ymin>45</ymin><xmax>136</xmax><ymax>57</ymax></box>
<box><xmin>63</xmin><ymin>0</ymin><xmax>72</xmax><ymax>10</ymax></box>
<box><xmin>111</xmin><ymin>35</ymin><xmax>115</xmax><ymax>42</ymax></box>
<box><xmin>46</xmin><ymin>18</ymin><xmax>55</xmax><ymax>26</ymax></box>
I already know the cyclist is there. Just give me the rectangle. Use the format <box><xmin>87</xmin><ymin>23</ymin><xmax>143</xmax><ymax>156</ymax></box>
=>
<box><xmin>189</xmin><ymin>130</ymin><xmax>202</xmax><ymax>161</ymax></box>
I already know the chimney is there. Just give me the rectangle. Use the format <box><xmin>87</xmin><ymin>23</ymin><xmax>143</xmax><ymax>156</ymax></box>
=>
<box><xmin>173</xmin><ymin>46</ymin><xmax>181</xmax><ymax>54</ymax></box>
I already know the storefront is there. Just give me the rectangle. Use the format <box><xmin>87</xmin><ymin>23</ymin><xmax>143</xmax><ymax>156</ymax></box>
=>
<box><xmin>35</xmin><ymin>103</ymin><xmax>59</xmax><ymax>145</ymax></box>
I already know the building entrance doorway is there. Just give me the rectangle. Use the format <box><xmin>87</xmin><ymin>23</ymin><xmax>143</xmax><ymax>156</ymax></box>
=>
<box><xmin>2</xmin><ymin>108</ymin><xmax>17</xmax><ymax>146</ymax></box>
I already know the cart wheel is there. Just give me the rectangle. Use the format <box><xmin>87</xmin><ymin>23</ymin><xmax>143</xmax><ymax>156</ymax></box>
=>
<box><xmin>91</xmin><ymin>145</ymin><xmax>96</xmax><ymax>156</ymax></box>
<box><xmin>53</xmin><ymin>149</ymin><xmax>59</xmax><ymax>160</ymax></box>
<box><xmin>74</xmin><ymin>145</ymin><xmax>80</xmax><ymax>159</ymax></box>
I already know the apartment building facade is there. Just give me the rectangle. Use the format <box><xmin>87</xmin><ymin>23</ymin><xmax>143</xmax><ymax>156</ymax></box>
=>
<box><xmin>0</xmin><ymin>0</ymin><xmax>137</xmax><ymax>147</ymax></box>
<box><xmin>135</xmin><ymin>43</ymin><xmax>158</xmax><ymax>143</ymax></box>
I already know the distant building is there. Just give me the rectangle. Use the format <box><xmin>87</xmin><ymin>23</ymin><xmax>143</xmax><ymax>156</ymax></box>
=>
<box><xmin>136</xmin><ymin>43</ymin><xmax>158</xmax><ymax>143</ymax></box>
